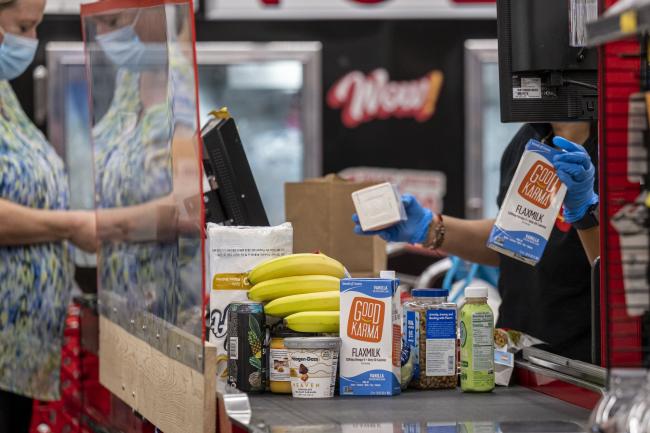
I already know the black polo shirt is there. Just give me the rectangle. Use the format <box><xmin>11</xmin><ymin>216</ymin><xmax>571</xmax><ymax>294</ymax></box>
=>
<box><xmin>495</xmin><ymin>123</ymin><xmax>597</xmax><ymax>362</ymax></box>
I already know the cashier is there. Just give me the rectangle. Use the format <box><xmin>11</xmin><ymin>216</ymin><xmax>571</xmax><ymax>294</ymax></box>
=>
<box><xmin>0</xmin><ymin>0</ymin><xmax>96</xmax><ymax>431</ymax></box>
<box><xmin>354</xmin><ymin>122</ymin><xmax>598</xmax><ymax>362</ymax></box>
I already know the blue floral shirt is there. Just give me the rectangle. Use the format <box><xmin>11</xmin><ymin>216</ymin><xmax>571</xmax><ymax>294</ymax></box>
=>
<box><xmin>0</xmin><ymin>80</ymin><xmax>73</xmax><ymax>401</ymax></box>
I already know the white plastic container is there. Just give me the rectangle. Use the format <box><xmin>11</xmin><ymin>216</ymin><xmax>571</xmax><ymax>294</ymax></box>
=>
<box><xmin>284</xmin><ymin>337</ymin><xmax>341</xmax><ymax>399</ymax></box>
<box><xmin>352</xmin><ymin>182</ymin><xmax>407</xmax><ymax>231</ymax></box>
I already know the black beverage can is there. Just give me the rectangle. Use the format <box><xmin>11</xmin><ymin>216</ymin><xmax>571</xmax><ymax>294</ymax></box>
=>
<box><xmin>227</xmin><ymin>301</ymin><xmax>267</xmax><ymax>392</ymax></box>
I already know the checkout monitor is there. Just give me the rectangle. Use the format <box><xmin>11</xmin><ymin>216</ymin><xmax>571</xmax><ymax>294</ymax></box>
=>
<box><xmin>202</xmin><ymin>114</ymin><xmax>270</xmax><ymax>226</ymax></box>
<box><xmin>497</xmin><ymin>0</ymin><xmax>598</xmax><ymax>123</ymax></box>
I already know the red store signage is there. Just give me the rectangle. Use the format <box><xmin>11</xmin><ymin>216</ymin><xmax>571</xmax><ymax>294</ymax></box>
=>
<box><xmin>258</xmin><ymin>0</ymin><xmax>495</xmax><ymax>4</ymax></box>
<box><xmin>258</xmin><ymin>0</ymin><xmax>389</xmax><ymax>4</ymax></box>
<box><xmin>327</xmin><ymin>68</ymin><xmax>444</xmax><ymax>128</ymax></box>
<box><xmin>208</xmin><ymin>0</ymin><xmax>496</xmax><ymax>20</ymax></box>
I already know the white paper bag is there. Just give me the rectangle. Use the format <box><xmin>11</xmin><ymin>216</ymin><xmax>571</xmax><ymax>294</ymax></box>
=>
<box><xmin>207</xmin><ymin>223</ymin><xmax>293</xmax><ymax>382</ymax></box>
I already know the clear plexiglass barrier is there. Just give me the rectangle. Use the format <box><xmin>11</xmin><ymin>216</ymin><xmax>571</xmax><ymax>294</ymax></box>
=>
<box><xmin>81</xmin><ymin>0</ymin><xmax>205</xmax><ymax>372</ymax></box>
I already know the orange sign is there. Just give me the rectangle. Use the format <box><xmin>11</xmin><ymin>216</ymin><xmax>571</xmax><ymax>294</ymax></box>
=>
<box><xmin>518</xmin><ymin>160</ymin><xmax>562</xmax><ymax>209</ymax></box>
<box><xmin>347</xmin><ymin>297</ymin><xmax>385</xmax><ymax>343</ymax></box>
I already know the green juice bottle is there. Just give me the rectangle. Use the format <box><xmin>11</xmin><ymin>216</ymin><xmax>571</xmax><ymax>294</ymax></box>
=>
<box><xmin>460</xmin><ymin>286</ymin><xmax>495</xmax><ymax>392</ymax></box>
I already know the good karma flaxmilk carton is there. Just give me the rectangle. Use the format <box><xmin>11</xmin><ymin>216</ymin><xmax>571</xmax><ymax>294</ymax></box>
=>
<box><xmin>339</xmin><ymin>275</ymin><xmax>401</xmax><ymax>396</ymax></box>
<box><xmin>487</xmin><ymin>139</ymin><xmax>567</xmax><ymax>266</ymax></box>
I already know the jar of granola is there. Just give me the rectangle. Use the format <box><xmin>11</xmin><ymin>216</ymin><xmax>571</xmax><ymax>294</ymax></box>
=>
<box><xmin>403</xmin><ymin>288</ymin><xmax>458</xmax><ymax>389</ymax></box>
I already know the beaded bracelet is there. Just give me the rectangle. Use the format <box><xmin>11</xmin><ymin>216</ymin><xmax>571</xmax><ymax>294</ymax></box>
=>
<box><xmin>423</xmin><ymin>213</ymin><xmax>445</xmax><ymax>250</ymax></box>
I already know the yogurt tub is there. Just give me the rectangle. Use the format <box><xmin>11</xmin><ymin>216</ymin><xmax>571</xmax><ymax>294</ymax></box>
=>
<box><xmin>284</xmin><ymin>337</ymin><xmax>341</xmax><ymax>399</ymax></box>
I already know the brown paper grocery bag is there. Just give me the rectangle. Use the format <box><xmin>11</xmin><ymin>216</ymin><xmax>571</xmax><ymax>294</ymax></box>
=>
<box><xmin>285</xmin><ymin>174</ymin><xmax>387</xmax><ymax>277</ymax></box>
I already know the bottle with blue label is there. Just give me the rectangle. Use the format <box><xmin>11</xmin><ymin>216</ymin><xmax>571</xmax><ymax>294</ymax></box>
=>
<box><xmin>403</xmin><ymin>289</ymin><xmax>458</xmax><ymax>389</ymax></box>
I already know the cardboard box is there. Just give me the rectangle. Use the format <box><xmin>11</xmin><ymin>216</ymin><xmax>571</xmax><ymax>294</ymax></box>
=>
<box><xmin>285</xmin><ymin>174</ymin><xmax>387</xmax><ymax>276</ymax></box>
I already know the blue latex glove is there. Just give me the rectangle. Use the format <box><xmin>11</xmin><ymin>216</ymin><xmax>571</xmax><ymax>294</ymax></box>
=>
<box><xmin>353</xmin><ymin>194</ymin><xmax>433</xmax><ymax>244</ymax></box>
<box><xmin>552</xmin><ymin>136</ymin><xmax>599</xmax><ymax>224</ymax></box>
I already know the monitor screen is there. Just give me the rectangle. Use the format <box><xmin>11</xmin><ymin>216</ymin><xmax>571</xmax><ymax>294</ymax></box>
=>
<box><xmin>202</xmin><ymin>115</ymin><xmax>270</xmax><ymax>227</ymax></box>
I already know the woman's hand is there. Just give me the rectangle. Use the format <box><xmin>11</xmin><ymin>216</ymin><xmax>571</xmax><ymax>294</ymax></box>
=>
<box><xmin>353</xmin><ymin>194</ymin><xmax>433</xmax><ymax>244</ymax></box>
<box><xmin>552</xmin><ymin>136</ymin><xmax>599</xmax><ymax>224</ymax></box>
<box><xmin>68</xmin><ymin>211</ymin><xmax>97</xmax><ymax>253</ymax></box>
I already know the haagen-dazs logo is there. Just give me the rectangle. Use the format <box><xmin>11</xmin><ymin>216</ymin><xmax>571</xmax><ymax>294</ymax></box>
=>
<box><xmin>327</xmin><ymin>68</ymin><xmax>444</xmax><ymax>128</ymax></box>
<box><xmin>347</xmin><ymin>297</ymin><xmax>385</xmax><ymax>343</ymax></box>
<box><xmin>518</xmin><ymin>160</ymin><xmax>562</xmax><ymax>209</ymax></box>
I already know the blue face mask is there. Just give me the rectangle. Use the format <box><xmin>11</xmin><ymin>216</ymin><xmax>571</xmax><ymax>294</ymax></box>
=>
<box><xmin>0</xmin><ymin>32</ymin><xmax>38</xmax><ymax>80</ymax></box>
<box><xmin>97</xmin><ymin>25</ymin><xmax>167</xmax><ymax>72</ymax></box>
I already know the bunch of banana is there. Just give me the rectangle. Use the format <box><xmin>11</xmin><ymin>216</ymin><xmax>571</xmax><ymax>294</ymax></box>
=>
<box><xmin>248</xmin><ymin>253</ymin><xmax>345</xmax><ymax>284</ymax></box>
<box><xmin>247</xmin><ymin>253</ymin><xmax>345</xmax><ymax>333</ymax></box>
<box><xmin>284</xmin><ymin>311</ymin><xmax>339</xmax><ymax>333</ymax></box>
<box><xmin>248</xmin><ymin>275</ymin><xmax>340</xmax><ymax>302</ymax></box>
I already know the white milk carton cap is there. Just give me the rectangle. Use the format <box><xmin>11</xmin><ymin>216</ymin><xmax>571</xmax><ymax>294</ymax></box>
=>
<box><xmin>465</xmin><ymin>286</ymin><xmax>488</xmax><ymax>299</ymax></box>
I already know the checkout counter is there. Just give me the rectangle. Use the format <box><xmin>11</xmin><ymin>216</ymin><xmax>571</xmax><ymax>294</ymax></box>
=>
<box><xmin>215</xmin><ymin>308</ymin><xmax>606</xmax><ymax>433</ymax></box>
<box><xmin>71</xmin><ymin>292</ymin><xmax>602</xmax><ymax>433</ymax></box>
<box><xmin>214</xmin><ymin>343</ymin><xmax>605</xmax><ymax>433</ymax></box>
<box><xmin>71</xmin><ymin>277</ymin><xmax>606</xmax><ymax>433</ymax></box>
<box><xmin>219</xmin><ymin>386</ymin><xmax>593</xmax><ymax>433</ymax></box>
